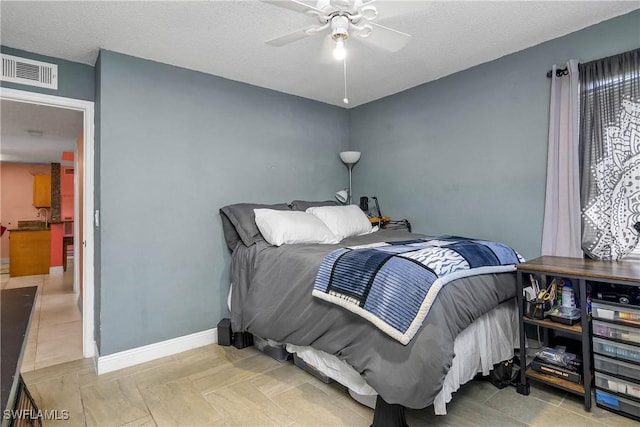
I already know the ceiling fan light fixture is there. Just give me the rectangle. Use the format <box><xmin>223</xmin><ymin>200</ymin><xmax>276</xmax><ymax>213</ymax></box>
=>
<box><xmin>331</xmin><ymin>15</ymin><xmax>350</xmax><ymax>38</ymax></box>
<box><xmin>261</xmin><ymin>0</ymin><xmax>412</xmax><ymax>105</ymax></box>
<box><xmin>333</xmin><ymin>38</ymin><xmax>346</xmax><ymax>60</ymax></box>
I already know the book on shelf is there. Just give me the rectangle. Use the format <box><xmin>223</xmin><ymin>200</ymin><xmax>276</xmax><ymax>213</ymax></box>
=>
<box><xmin>530</xmin><ymin>357</ymin><xmax>582</xmax><ymax>383</ymax></box>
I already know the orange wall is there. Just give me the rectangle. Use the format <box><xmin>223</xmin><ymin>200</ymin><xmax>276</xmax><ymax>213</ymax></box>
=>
<box><xmin>0</xmin><ymin>162</ymin><xmax>51</xmax><ymax>260</ymax></box>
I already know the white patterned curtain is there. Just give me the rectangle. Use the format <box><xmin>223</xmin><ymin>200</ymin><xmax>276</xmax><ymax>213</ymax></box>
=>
<box><xmin>541</xmin><ymin>60</ymin><xmax>582</xmax><ymax>258</ymax></box>
<box><xmin>580</xmin><ymin>49</ymin><xmax>640</xmax><ymax>261</ymax></box>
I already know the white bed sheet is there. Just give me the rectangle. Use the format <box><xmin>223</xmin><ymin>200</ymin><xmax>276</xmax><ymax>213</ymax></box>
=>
<box><xmin>286</xmin><ymin>298</ymin><xmax>519</xmax><ymax>415</ymax></box>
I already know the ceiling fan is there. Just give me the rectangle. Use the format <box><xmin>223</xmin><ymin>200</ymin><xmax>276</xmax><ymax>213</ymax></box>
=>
<box><xmin>261</xmin><ymin>0</ymin><xmax>412</xmax><ymax>60</ymax></box>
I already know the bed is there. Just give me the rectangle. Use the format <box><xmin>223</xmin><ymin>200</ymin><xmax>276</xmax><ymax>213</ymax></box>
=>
<box><xmin>220</xmin><ymin>202</ymin><xmax>521</xmax><ymax>421</ymax></box>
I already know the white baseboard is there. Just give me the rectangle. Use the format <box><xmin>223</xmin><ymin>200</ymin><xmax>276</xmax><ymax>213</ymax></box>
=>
<box><xmin>49</xmin><ymin>266</ymin><xmax>64</xmax><ymax>275</ymax></box>
<box><xmin>97</xmin><ymin>328</ymin><xmax>218</xmax><ymax>375</ymax></box>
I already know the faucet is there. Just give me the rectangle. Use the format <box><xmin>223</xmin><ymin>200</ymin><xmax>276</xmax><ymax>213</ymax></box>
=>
<box><xmin>37</xmin><ymin>208</ymin><xmax>49</xmax><ymax>228</ymax></box>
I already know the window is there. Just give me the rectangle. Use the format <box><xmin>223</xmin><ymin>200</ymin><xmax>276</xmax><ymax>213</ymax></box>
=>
<box><xmin>579</xmin><ymin>49</ymin><xmax>639</xmax><ymax>261</ymax></box>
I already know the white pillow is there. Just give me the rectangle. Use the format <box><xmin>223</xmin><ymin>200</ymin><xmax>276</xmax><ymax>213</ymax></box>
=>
<box><xmin>253</xmin><ymin>209</ymin><xmax>340</xmax><ymax>247</ymax></box>
<box><xmin>306</xmin><ymin>205</ymin><xmax>373</xmax><ymax>240</ymax></box>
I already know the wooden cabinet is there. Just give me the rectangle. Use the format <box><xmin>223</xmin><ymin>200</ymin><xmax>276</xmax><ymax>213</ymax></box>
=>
<box><xmin>9</xmin><ymin>229</ymin><xmax>51</xmax><ymax>277</ymax></box>
<box><xmin>33</xmin><ymin>174</ymin><xmax>51</xmax><ymax>207</ymax></box>
<box><xmin>516</xmin><ymin>256</ymin><xmax>640</xmax><ymax>414</ymax></box>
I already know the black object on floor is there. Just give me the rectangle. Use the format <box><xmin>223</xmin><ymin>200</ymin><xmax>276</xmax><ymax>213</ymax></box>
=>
<box><xmin>475</xmin><ymin>356</ymin><xmax>520</xmax><ymax>390</ymax></box>
<box><xmin>217</xmin><ymin>318</ymin><xmax>232</xmax><ymax>346</ymax></box>
<box><xmin>217</xmin><ymin>317</ymin><xmax>253</xmax><ymax>349</ymax></box>
<box><xmin>232</xmin><ymin>331</ymin><xmax>254</xmax><ymax>349</ymax></box>
<box><xmin>371</xmin><ymin>395</ymin><xmax>408</xmax><ymax>427</ymax></box>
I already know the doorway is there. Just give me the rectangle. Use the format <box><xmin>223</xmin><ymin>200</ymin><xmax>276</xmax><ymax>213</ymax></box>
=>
<box><xmin>1</xmin><ymin>88</ymin><xmax>95</xmax><ymax>364</ymax></box>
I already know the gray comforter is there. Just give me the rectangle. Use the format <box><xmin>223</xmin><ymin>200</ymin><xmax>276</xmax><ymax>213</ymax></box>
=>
<box><xmin>229</xmin><ymin>229</ymin><xmax>517</xmax><ymax>409</ymax></box>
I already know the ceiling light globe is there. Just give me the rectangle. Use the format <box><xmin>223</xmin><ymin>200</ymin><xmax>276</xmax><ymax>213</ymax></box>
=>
<box><xmin>333</xmin><ymin>39</ymin><xmax>346</xmax><ymax>61</ymax></box>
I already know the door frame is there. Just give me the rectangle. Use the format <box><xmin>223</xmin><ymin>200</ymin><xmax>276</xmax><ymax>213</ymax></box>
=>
<box><xmin>1</xmin><ymin>87</ymin><xmax>96</xmax><ymax>358</ymax></box>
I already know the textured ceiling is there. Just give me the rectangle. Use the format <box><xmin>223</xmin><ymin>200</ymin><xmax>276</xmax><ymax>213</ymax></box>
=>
<box><xmin>1</xmin><ymin>1</ymin><xmax>638</xmax><ymax>108</ymax></box>
<box><xmin>0</xmin><ymin>100</ymin><xmax>83</xmax><ymax>164</ymax></box>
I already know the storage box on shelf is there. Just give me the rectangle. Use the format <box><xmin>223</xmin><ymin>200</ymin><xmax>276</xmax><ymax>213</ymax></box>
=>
<box><xmin>593</xmin><ymin>320</ymin><xmax>640</xmax><ymax>345</ymax></box>
<box><xmin>595</xmin><ymin>372</ymin><xmax>640</xmax><ymax>399</ymax></box>
<box><xmin>594</xmin><ymin>354</ymin><xmax>640</xmax><ymax>380</ymax></box>
<box><xmin>591</xmin><ymin>292</ymin><xmax>640</xmax><ymax>421</ymax></box>
<box><xmin>516</xmin><ymin>256</ymin><xmax>640</xmax><ymax>416</ymax></box>
<box><xmin>592</xmin><ymin>301</ymin><xmax>640</xmax><ymax>325</ymax></box>
<box><xmin>593</xmin><ymin>338</ymin><xmax>640</xmax><ymax>364</ymax></box>
<box><xmin>596</xmin><ymin>390</ymin><xmax>640</xmax><ymax>419</ymax></box>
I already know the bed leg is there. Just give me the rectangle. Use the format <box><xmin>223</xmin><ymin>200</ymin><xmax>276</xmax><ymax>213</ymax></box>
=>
<box><xmin>371</xmin><ymin>395</ymin><xmax>408</xmax><ymax>427</ymax></box>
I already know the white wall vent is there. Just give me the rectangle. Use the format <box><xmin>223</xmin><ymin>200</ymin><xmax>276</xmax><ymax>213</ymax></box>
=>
<box><xmin>1</xmin><ymin>54</ymin><xmax>58</xmax><ymax>90</ymax></box>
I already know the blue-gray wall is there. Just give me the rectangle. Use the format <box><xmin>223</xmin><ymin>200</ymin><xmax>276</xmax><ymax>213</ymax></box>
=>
<box><xmin>349</xmin><ymin>10</ymin><xmax>640</xmax><ymax>260</ymax></box>
<box><xmin>96</xmin><ymin>50</ymin><xmax>349</xmax><ymax>355</ymax></box>
<box><xmin>0</xmin><ymin>45</ymin><xmax>95</xmax><ymax>101</ymax></box>
<box><xmin>5</xmin><ymin>9</ymin><xmax>638</xmax><ymax>356</ymax></box>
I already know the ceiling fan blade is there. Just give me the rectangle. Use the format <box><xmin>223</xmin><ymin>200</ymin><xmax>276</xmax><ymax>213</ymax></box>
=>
<box><xmin>357</xmin><ymin>22</ymin><xmax>411</xmax><ymax>52</ymax></box>
<box><xmin>266</xmin><ymin>27</ymin><xmax>315</xmax><ymax>46</ymax></box>
<box><xmin>260</xmin><ymin>0</ymin><xmax>325</xmax><ymax>15</ymax></box>
<box><xmin>330</xmin><ymin>0</ymin><xmax>354</xmax><ymax>11</ymax></box>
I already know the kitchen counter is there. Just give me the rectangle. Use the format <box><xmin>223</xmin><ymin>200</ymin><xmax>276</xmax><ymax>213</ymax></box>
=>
<box><xmin>11</xmin><ymin>220</ymin><xmax>49</xmax><ymax>231</ymax></box>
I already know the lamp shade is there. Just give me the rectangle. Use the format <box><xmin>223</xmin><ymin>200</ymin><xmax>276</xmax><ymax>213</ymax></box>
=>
<box><xmin>339</xmin><ymin>151</ymin><xmax>361</xmax><ymax>165</ymax></box>
<box><xmin>335</xmin><ymin>190</ymin><xmax>349</xmax><ymax>204</ymax></box>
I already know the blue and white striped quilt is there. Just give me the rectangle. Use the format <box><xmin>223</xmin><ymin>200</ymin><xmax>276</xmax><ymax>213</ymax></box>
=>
<box><xmin>312</xmin><ymin>236</ymin><xmax>523</xmax><ymax>345</ymax></box>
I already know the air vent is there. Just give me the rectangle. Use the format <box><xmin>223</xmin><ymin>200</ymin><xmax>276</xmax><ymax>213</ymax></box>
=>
<box><xmin>65</xmin><ymin>168</ymin><xmax>74</xmax><ymax>175</ymax></box>
<box><xmin>1</xmin><ymin>54</ymin><xmax>58</xmax><ymax>90</ymax></box>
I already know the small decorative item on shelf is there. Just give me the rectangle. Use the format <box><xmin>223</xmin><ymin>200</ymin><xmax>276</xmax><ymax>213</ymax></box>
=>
<box><xmin>523</xmin><ymin>276</ymin><xmax>555</xmax><ymax>320</ymax></box>
<box><xmin>369</xmin><ymin>215</ymin><xmax>391</xmax><ymax>227</ymax></box>
<box><xmin>561</xmin><ymin>279</ymin><xmax>577</xmax><ymax>309</ymax></box>
<box><xmin>531</xmin><ymin>346</ymin><xmax>582</xmax><ymax>383</ymax></box>
<box><xmin>525</xmin><ymin>299</ymin><xmax>552</xmax><ymax>320</ymax></box>
<box><xmin>546</xmin><ymin>305</ymin><xmax>581</xmax><ymax>325</ymax></box>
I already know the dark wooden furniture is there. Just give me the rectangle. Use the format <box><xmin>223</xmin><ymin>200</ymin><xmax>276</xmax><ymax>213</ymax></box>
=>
<box><xmin>1</xmin><ymin>287</ymin><xmax>41</xmax><ymax>427</ymax></box>
<box><xmin>516</xmin><ymin>256</ymin><xmax>640</xmax><ymax>413</ymax></box>
<box><xmin>62</xmin><ymin>236</ymin><xmax>73</xmax><ymax>272</ymax></box>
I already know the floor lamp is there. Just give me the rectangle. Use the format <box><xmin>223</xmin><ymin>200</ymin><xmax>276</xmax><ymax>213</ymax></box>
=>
<box><xmin>338</xmin><ymin>151</ymin><xmax>361</xmax><ymax>204</ymax></box>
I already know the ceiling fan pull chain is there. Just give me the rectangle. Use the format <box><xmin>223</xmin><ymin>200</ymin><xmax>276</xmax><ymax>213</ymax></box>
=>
<box><xmin>343</xmin><ymin>56</ymin><xmax>349</xmax><ymax>104</ymax></box>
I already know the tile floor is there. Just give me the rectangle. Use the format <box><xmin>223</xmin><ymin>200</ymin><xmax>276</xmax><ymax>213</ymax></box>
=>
<box><xmin>19</xmin><ymin>344</ymin><xmax>638</xmax><ymax>427</ymax></box>
<box><xmin>3</xmin><ymin>264</ymin><xmax>636</xmax><ymax>426</ymax></box>
<box><xmin>1</xmin><ymin>260</ymin><xmax>83</xmax><ymax>371</ymax></box>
